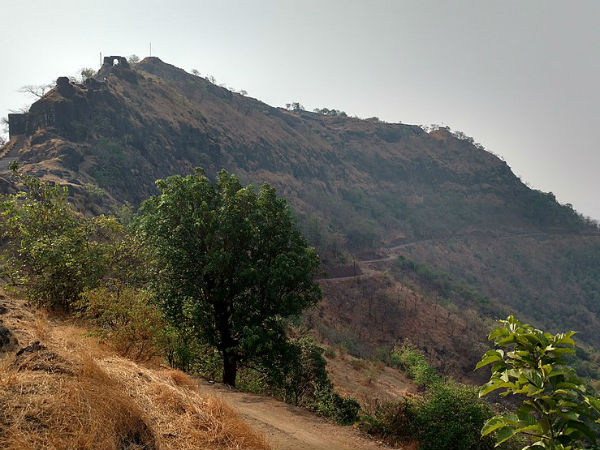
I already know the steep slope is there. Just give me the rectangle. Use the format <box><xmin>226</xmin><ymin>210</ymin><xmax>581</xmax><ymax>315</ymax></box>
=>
<box><xmin>0</xmin><ymin>292</ymin><xmax>390</xmax><ymax>450</ymax></box>
<box><xmin>1</xmin><ymin>56</ymin><xmax>599</xmax><ymax>377</ymax></box>
<box><xmin>0</xmin><ymin>292</ymin><xmax>269</xmax><ymax>450</ymax></box>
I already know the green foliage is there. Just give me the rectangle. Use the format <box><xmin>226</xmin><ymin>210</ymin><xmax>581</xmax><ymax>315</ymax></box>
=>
<box><xmin>313</xmin><ymin>107</ymin><xmax>347</xmax><ymax>117</ymax></box>
<box><xmin>477</xmin><ymin>316</ymin><xmax>600</xmax><ymax>450</ymax></box>
<box><xmin>364</xmin><ymin>342</ymin><xmax>493</xmax><ymax>449</ymax></box>
<box><xmin>414</xmin><ymin>383</ymin><xmax>495</xmax><ymax>450</ymax></box>
<box><xmin>156</xmin><ymin>326</ymin><xmax>205</xmax><ymax>373</ymax></box>
<box><xmin>281</xmin><ymin>335</ymin><xmax>360</xmax><ymax>425</ymax></box>
<box><xmin>395</xmin><ymin>255</ymin><xmax>489</xmax><ymax>309</ymax></box>
<box><xmin>312</xmin><ymin>384</ymin><xmax>360</xmax><ymax>425</ymax></box>
<box><xmin>77</xmin><ymin>285</ymin><xmax>166</xmax><ymax>361</ymax></box>
<box><xmin>390</xmin><ymin>342</ymin><xmax>440</xmax><ymax>388</ymax></box>
<box><xmin>272</xmin><ymin>334</ymin><xmax>359</xmax><ymax>424</ymax></box>
<box><xmin>361</xmin><ymin>383</ymin><xmax>494</xmax><ymax>450</ymax></box>
<box><xmin>136</xmin><ymin>168</ymin><xmax>321</xmax><ymax>386</ymax></box>
<box><xmin>360</xmin><ymin>400</ymin><xmax>414</xmax><ymax>443</ymax></box>
<box><xmin>282</xmin><ymin>335</ymin><xmax>358</xmax><ymax>424</ymax></box>
<box><xmin>191</xmin><ymin>332</ymin><xmax>360</xmax><ymax>425</ymax></box>
<box><xmin>0</xmin><ymin>171</ymin><xmax>123</xmax><ymax>309</ymax></box>
<box><xmin>277</xmin><ymin>335</ymin><xmax>330</xmax><ymax>405</ymax></box>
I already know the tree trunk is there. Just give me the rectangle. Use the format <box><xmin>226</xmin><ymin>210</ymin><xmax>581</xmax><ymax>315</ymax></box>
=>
<box><xmin>222</xmin><ymin>351</ymin><xmax>237</xmax><ymax>386</ymax></box>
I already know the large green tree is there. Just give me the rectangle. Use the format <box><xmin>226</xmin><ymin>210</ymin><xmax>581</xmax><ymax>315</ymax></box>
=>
<box><xmin>136</xmin><ymin>169</ymin><xmax>321</xmax><ymax>386</ymax></box>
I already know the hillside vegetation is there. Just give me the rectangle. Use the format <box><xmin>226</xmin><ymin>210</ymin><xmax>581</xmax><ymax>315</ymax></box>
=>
<box><xmin>0</xmin><ymin>293</ymin><xmax>269</xmax><ymax>450</ymax></box>
<box><xmin>1</xmin><ymin>56</ymin><xmax>599</xmax><ymax>382</ymax></box>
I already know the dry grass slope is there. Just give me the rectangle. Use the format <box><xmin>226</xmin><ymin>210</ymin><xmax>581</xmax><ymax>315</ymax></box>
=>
<box><xmin>0</xmin><ymin>293</ymin><xmax>270</xmax><ymax>450</ymax></box>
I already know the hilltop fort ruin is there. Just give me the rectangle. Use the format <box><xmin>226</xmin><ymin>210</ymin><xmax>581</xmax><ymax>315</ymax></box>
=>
<box><xmin>7</xmin><ymin>56</ymin><xmax>132</xmax><ymax>139</ymax></box>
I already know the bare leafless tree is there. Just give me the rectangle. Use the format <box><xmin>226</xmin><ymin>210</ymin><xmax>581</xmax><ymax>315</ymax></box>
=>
<box><xmin>19</xmin><ymin>83</ymin><xmax>53</xmax><ymax>99</ymax></box>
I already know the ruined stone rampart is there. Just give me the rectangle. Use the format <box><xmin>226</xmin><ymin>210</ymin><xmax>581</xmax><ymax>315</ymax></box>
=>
<box><xmin>8</xmin><ymin>74</ymin><xmax>108</xmax><ymax>139</ymax></box>
<box><xmin>102</xmin><ymin>56</ymin><xmax>130</xmax><ymax>69</ymax></box>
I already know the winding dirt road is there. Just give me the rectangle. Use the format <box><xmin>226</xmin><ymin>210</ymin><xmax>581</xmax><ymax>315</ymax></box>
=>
<box><xmin>201</xmin><ymin>380</ymin><xmax>393</xmax><ymax>450</ymax></box>
<box><xmin>319</xmin><ymin>231</ymin><xmax>600</xmax><ymax>283</ymax></box>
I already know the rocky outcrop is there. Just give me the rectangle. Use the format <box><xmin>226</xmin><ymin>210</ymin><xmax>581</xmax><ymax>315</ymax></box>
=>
<box><xmin>8</xmin><ymin>76</ymin><xmax>111</xmax><ymax>140</ymax></box>
<box><xmin>0</xmin><ymin>321</ymin><xmax>18</xmax><ymax>353</ymax></box>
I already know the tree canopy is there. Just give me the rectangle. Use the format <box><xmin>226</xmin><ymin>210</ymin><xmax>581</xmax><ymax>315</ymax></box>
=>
<box><xmin>136</xmin><ymin>169</ymin><xmax>321</xmax><ymax>386</ymax></box>
<box><xmin>0</xmin><ymin>170</ymin><xmax>122</xmax><ymax>309</ymax></box>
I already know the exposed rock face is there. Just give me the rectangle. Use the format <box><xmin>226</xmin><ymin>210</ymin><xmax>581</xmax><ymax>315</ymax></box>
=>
<box><xmin>0</xmin><ymin>321</ymin><xmax>18</xmax><ymax>353</ymax></box>
<box><xmin>7</xmin><ymin>76</ymin><xmax>111</xmax><ymax>140</ymax></box>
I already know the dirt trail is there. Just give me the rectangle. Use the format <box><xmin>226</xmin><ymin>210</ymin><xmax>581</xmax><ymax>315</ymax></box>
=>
<box><xmin>201</xmin><ymin>380</ymin><xmax>393</xmax><ymax>450</ymax></box>
<box><xmin>321</xmin><ymin>231</ymin><xmax>600</xmax><ymax>283</ymax></box>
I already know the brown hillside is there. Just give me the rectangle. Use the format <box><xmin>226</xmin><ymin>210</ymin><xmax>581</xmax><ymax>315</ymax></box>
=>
<box><xmin>1</xmin><ymin>56</ymin><xmax>599</xmax><ymax>378</ymax></box>
<box><xmin>0</xmin><ymin>292</ymin><xmax>269</xmax><ymax>450</ymax></box>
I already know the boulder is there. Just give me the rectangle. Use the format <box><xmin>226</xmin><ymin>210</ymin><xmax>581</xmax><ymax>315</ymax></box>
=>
<box><xmin>0</xmin><ymin>321</ymin><xmax>18</xmax><ymax>353</ymax></box>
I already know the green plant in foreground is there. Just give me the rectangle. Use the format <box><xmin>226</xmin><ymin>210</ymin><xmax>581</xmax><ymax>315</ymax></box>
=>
<box><xmin>477</xmin><ymin>315</ymin><xmax>600</xmax><ymax>450</ymax></box>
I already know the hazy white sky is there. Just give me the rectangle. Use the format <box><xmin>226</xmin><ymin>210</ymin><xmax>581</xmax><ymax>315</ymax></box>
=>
<box><xmin>1</xmin><ymin>0</ymin><xmax>598</xmax><ymax>220</ymax></box>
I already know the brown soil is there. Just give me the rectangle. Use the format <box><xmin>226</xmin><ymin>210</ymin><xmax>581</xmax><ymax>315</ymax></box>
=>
<box><xmin>325</xmin><ymin>352</ymin><xmax>417</xmax><ymax>410</ymax></box>
<box><xmin>203</xmin><ymin>381</ymin><xmax>391</xmax><ymax>450</ymax></box>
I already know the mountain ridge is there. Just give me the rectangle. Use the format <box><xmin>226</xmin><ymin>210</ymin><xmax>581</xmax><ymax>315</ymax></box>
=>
<box><xmin>1</xmin><ymin>56</ymin><xmax>599</xmax><ymax>380</ymax></box>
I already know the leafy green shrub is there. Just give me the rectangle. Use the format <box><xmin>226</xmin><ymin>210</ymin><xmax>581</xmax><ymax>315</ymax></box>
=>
<box><xmin>312</xmin><ymin>385</ymin><xmax>360</xmax><ymax>425</ymax></box>
<box><xmin>272</xmin><ymin>335</ymin><xmax>360</xmax><ymax>425</ymax></box>
<box><xmin>364</xmin><ymin>342</ymin><xmax>493</xmax><ymax>450</ymax></box>
<box><xmin>414</xmin><ymin>383</ymin><xmax>494</xmax><ymax>450</ymax></box>
<box><xmin>0</xmin><ymin>171</ymin><xmax>122</xmax><ymax>310</ymax></box>
<box><xmin>158</xmin><ymin>326</ymin><xmax>202</xmax><ymax>373</ymax></box>
<box><xmin>477</xmin><ymin>315</ymin><xmax>600</xmax><ymax>450</ymax></box>
<box><xmin>361</xmin><ymin>383</ymin><xmax>494</xmax><ymax>450</ymax></box>
<box><xmin>359</xmin><ymin>400</ymin><xmax>414</xmax><ymax>443</ymax></box>
<box><xmin>77</xmin><ymin>285</ymin><xmax>166</xmax><ymax>361</ymax></box>
<box><xmin>390</xmin><ymin>342</ymin><xmax>440</xmax><ymax>388</ymax></box>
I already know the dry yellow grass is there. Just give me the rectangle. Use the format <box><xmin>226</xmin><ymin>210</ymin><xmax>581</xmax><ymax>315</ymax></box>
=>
<box><xmin>0</xmin><ymin>295</ymin><xmax>270</xmax><ymax>450</ymax></box>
